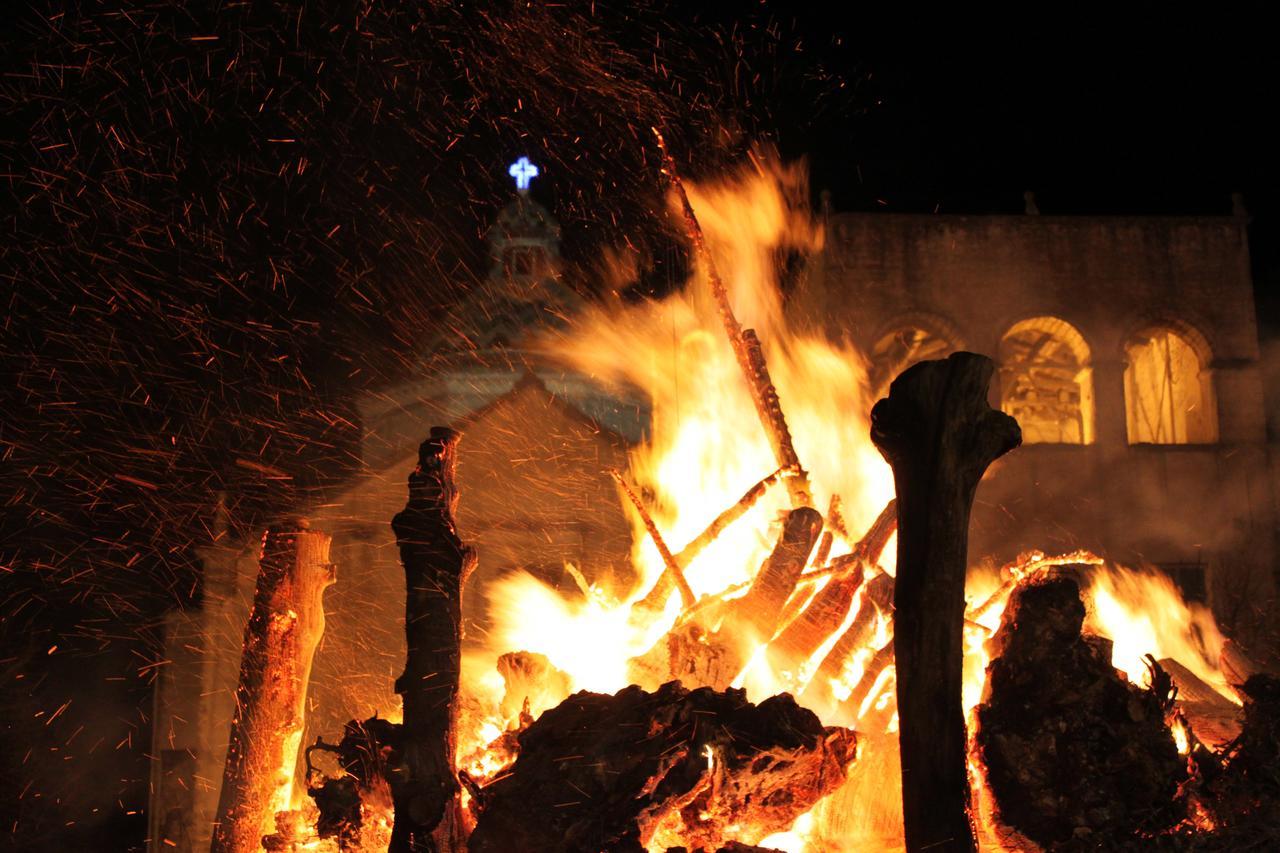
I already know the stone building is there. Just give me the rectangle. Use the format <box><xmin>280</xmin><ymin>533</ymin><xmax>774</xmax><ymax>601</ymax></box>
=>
<box><xmin>794</xmin><ymin>206</ymin><xmax>1276</xmax><ymax>631</ymax></box>
<box><xmin>147</xmin><ymin>189</ymin><xmax>1277</xmax><ymax>850</ymax></box>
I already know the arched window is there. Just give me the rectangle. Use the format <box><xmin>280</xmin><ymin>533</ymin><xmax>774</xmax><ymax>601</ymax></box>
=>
<box><xmin>1124</xmin><ymin>325</ymin><xmax>1217</xmax><ymax>444</ymax></box>
<box><xmin>868</xmin><ymin>321</ymin><xmax>957</xmax><ymax>396</ymax></box>
<box><xmin>999</xmin><ymin>317</ymin><xmax>1095</xmax><ymax>445</ymax></box>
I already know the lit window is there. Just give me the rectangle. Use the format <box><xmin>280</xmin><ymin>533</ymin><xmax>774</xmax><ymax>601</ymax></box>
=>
<box><xmin>1124</xmin><ymin>326</ymin><xmax>1217</xmax><ymax>444</ymax></box>
<box><xmin>868</xmin><ymin>324</ymin><xmax>956</xmax><ymax>395</ymax></box>
<box><xmin>998</xmin><ymin>317</ymin><xmax>1095</xmax><ymax>445</ymax></box>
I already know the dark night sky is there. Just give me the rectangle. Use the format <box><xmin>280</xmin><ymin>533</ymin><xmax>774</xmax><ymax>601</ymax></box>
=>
<box><xmin>1</xmin><ymin>3</ymin><xmax>1276</xmax><ymax>849</ymax></box>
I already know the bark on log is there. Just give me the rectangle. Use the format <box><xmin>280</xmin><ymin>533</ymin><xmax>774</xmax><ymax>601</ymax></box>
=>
<box><xmin>211</xmin><ymin>524</ymin><xmax>335</xmax><ymax>853</ymax></box>
<box><xmin>870</xmin><ymin>353</ymin><xmax>1020</xmax><ymax>853</ymax></box>
<box><xmin>389</xmin><ymin>427</ymin><xmax>477</xmax><ymax>852</ymax></box>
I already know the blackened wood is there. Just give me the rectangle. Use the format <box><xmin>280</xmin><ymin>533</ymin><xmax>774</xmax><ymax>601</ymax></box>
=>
<box><xmin>468</xmin><ymin>681</ymin><xmax>856</xmax><ymax>853</ymax></box>
<box><xmin>390</xmin><ymin>427</ymin><xmax>477</xmax><ymax>852</ymax></box>
<box><xmin>870</xmin><ymin>353</ymin><xmax>1020</xmax><ymax>853</ymax></box>
<box><xmin>211</xmin><ymin>524</ymin><xmax>334</xmax><ymax>853</ymax></box>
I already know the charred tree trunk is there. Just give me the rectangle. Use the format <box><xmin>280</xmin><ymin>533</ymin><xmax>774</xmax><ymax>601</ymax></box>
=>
<box><xmin>390</xmin><ymin>427</ymin><xmax>476</xmax><ymax>852</ymax></box>
<box><xmin>211</xmin><ymin>524</ymin><xmax>335</xmax><ymax>853</ymax></box>
<box><xmin>870</xmin><ymin>353</ymin><xmax>1020</xmax><ymax>853</ymax></box>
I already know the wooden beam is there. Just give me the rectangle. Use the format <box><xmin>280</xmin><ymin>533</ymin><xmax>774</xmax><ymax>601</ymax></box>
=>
<box><xmin>870</xmin><ymin>353</ymin><xmax>1020</xmax><ymax>853</ymax></box>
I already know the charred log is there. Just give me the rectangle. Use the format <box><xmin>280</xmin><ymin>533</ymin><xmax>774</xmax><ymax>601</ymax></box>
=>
<box><xmin>468</xmin><ymin>681</ymin><xmax>856</xmax><ymax>853</ymax></box>
<box><xmin>211</xmin><ymin>524</ymin><xmax>335</xmax><ymax>853</ymax></box>
<box><xmin>976</xmin><ymin>574</ymin><xmax>1187</xmax><ymax>848</ymax></box>
<box><xmin>871</xmin><ymin>352</ymin><xmax>1020</xmax><ymax>853</ymax></box>
<box><xmin>390</xmin><ymin>427</ymin><xmax>477</xmax><ymax>851</ymax></box>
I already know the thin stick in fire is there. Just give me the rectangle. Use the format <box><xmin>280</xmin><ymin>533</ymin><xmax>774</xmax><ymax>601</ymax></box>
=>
<box><xmin>629</xmin><ymin>465</ymin><xmax>793</xmax><ymax>618</ymax></box>
<box><xmin>610</xmin><ymin>468</ymin><xmax>697</xmax><ymax>610</ymax></box>
<box><xmin>651</xmin><ymin>126</ymin><xmax>813</xmax><ymax>509</ymax></box>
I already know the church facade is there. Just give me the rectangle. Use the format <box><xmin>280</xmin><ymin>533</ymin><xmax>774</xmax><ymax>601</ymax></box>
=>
<box><xmin>796</xmin><ymin>207</ymin><xmax>1275</xmax><ymax>634</ymax></box>
<box><xmin>147</xmin><ymin>185</ymin><xmax>1278</xmax><ymax>849</ymax></box>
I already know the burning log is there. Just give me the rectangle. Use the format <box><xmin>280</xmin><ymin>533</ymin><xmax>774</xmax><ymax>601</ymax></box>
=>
<box><xmin>975</xmin><ymin>573</ymin><xmax>1187</xmax><ymax>847</ymax></box>
<box><xmin>496</xmin><ymin>651</ymin><xmax>572</xmax><ymax>722</ymax></box>
<box><xmin>720</xmin><ymin>507</ymin><xmax>824</xmax><ymax>645</ymax></box>
<box><xmin>798</xmin><ymin>571</ymin><xmax>894</xmax><ymax>717</ymax></box>
<box><xmin>389</xmin><ymin>427</ymin><xmax>477</xmax><ymax>851</ymax></box>
<box><xmin>1158</xmin><ymin>657</ymin><xmax>1243</xmax><ymax>750</ymax></box>
<box><xmin>467</xmin><ymin>680</ymin><xmax>857</xmax><ymax>853</ymax></box>
<box><xmin>211</xmin><ymin>523</ymin><xmax>335</xmax><ymax>853</ymax></box>
<box><xmin>653</xmin><ymin>127</ymin><xmax>812</xmax><ymax>509</ymax></box>
<box><xmin>870</xmin><ymin>353</ymin><xmax>1020</xmax><ymax>853</ymax></box>
<box><xmin>767</xmin><ymin>500</ymin><xmax>896</xmax><ymax>682</ymax></box>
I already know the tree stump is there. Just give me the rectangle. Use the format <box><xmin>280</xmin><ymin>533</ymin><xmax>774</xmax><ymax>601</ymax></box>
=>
<box><xmin>390</xmin><ymin>427</ymin><xmax>477</xmax><ymax>851</ymax></box>
<box><xmin>211</xmin><ymin>523</ymin><xmax>335</xmax><ymax>853</ymax></box>
<box><xmin>870</xmin><ymin>353</ymin><xmax>1020</xmax><ymax>853</ymax></box>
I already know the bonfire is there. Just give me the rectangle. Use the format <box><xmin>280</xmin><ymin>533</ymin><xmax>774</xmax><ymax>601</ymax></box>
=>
<box><xmin>211</xmin><ymin>140</ymin><xmax>1271</xmax><ymax>853</ymax></box>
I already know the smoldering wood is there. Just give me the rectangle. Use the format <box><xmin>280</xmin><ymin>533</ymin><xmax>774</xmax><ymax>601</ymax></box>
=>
<box><xmin>870</xmin><ymin>352</ymin><xmax>1020</xmax><ymax>853</ymax></box>
<box><xmin>467</xmin><ymin>680</ymin><xmax>857</xmax><ymax>853</ymax></box>
<box><xmin>211</xmin><ymin>525</ymin><xmax>335</xmax><ymax>853</ymax></box>
<box><xmin>389</xmin><ymin>427</ymin><xmax>477</xmax><ymax>852</ymax></box>
<box><xmin>767</xmin><ymin>500</ymin><xmax>896</xmax><ymax>680</ymax></box>
<box><xmin>652</xmin><ymin>127</ymin><xmax>812</xmax><ymax>509</ymax></box>
<box><xmin>975</xmin><ymin>573</ymin><xmax>1187</xmax><ymax>847</ymax></box>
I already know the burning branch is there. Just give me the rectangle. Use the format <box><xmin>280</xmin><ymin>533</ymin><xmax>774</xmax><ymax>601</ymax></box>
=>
<box><xmin>211</xmin><ymin>523</ymin><xmax>335</xmax><ymax>853</ymax></box>
<box><xmin>652</xmin><ymin>127</ymin><xmax>813</xmax><ymax>509</ymax></box>
<box><xmin>630</xmin><ymin>465</ymin><xmax>791</xmax><ymax>618</ymax></box>
<box><xmin>611</xmin><ymin>469</ymin><xmax>696</xmax><ymax>610</ymax></box>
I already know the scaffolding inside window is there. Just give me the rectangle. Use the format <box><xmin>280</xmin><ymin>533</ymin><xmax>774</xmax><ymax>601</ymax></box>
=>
<box><xmin>999</xmin><ymin>317</ymin><xmax>1095</xmax><ymax>444</ymax></box>
<box><xmin>868</xmin><ymin>325</ymin><xmax>955</xmax><ymax>396</ymax></box>
<box><xmin>1125</xmin><ymin>327</ymin><xmax>1217</xmax><ymax>444</ymax></box>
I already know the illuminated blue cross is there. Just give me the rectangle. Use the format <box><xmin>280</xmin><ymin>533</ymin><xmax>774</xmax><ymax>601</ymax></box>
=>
<box><xmin>508</xmin><ymin>156</ymin><xmax>539</xmax><ymax>192</ymax></box>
